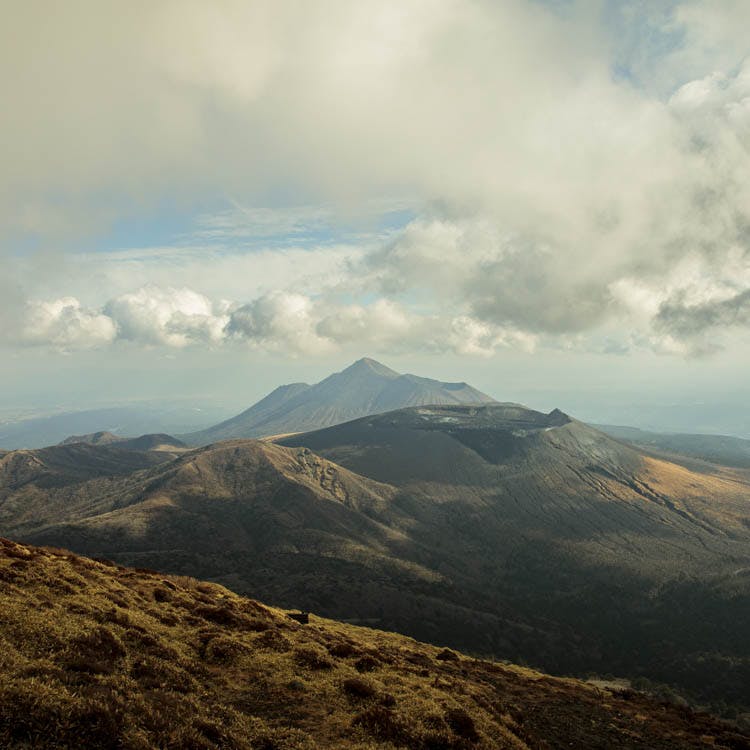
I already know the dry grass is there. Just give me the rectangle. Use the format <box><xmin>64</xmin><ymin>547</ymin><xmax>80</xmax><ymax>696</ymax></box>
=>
<box><xmin>0</xmin><ymin>537</ymin><xmax>747</xmax><ymax>750</ymax></box>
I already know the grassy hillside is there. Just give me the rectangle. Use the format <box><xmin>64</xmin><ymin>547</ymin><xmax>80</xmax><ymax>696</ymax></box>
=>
<box><xmin>1</xmin><ymin>538</ymin><xmax>747</xmax><ymax>750</ymax></box>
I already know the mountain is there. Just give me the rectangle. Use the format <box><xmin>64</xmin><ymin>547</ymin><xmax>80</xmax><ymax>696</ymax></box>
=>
<box><xmin>0</xmin><ymin>439</ymin><xmax>401</xmax><ymax>578</ymax></box>
<box><xmin>183</xmin><ymin>357</ymin><xmax>496</xmax><ymax>444</ymax></box>
<box><xmin>276</xmin><ymin>403</ymin><xmax>750</xmax><ymax>588</ymax></box>
<box><xmin>59</xmin><ymin>430</ymin><xmax>123</xmax><ymax>446</ymax></box>
<box><xmin>0</xmin><ymin>403</ymin><xmax>233</xmax><ymax>450</ymax></box>
<box><xmin>2</xmin><ymin>539</ymin><xmax>747</xmax><ymax>749</ymax></box>
<box><xmin>1</xmin><ymin>406</ymin><xmax>749</xmax><ymax>716</ymax></box>
<box><xmin>596</xmin><ymin>423</ymin><xmax>750</xmax><ymax>469</ymax></box>
<box><xmin>60</xmin><ymin>431</ymin><xmax>188</xmax><ymax>453</ymax></box>
<box><xmin>0</xmin><ymin>442</ymin><xmax>169</xmax><ymax>490</ymax></box>
<box><xmin>278</xmin><ymin>405</ymin><xmax>750</xmax><ymax>712</ymax></box>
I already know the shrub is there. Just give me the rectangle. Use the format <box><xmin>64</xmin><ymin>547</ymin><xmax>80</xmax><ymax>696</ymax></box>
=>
<box><xmin>255</xmin><ymin>629</ymin><xmax>292</xmax><ymax>653</ymax></box>
<box><xmin>342</xmin><ymin>677</ymin><xmax>376</xmax><ymax>698</ymax></box>
<box><xmin>131</xmin><ymin>657</ymin><xmax>197</xmax><ymax>693</ymax></box>
<box><xmin>436</xmin><ymin>649</ymin><xmax>460</xmax><ymax>662</ymax></box>
<box><xmin>328</xmin><ymin>641</ymin><xmax>358</xmax><ymax>658</ymax></box>
<box><xmin>354</xmin><ymin>655</ymin><xmax>380</xmax><ymax>673</ymax></box>
<box><xmin>194</xmin><ymin>604</ymin><xmax>244</xmax><ymax>627</ymax></box>
<box><xmin>294</xmin><ymin>647</ymin><xmax>334</xmax><ymax>671</ymax></box>
<box><xmin>352</xmin><ymin>705</ymin><xmax>408</xmax><ymax>744</ymax></box>
<box><xmin>152</xmin><ymin>587</ymin><xmax>173</xmax><ymax>603</ymax></box>
<box><xmin>444</xmin><ymin>707</ymin><xmax>479</xmax><ymax>741</ymax></box>
<box><xmin>64</xmin><ymin>626</ymin><xmax>126</xmax><ymax>674</ymax></box>
<box><xmin>203</xmin><ymin>636</ymin><xmax>247</xmax><ymax>665</ymax></box>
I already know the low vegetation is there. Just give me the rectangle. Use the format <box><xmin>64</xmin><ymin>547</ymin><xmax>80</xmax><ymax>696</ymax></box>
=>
<box><xmin>1</xmin><ymin>538</ymin><xmax>748</xmax><ymax>749</ymax></box>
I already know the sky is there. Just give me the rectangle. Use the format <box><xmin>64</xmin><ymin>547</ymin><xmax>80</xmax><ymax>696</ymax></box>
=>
<box><xmin>2</xmin><ymin>0</ymin><xmax>750</xmax><ymax>431</ymax></box>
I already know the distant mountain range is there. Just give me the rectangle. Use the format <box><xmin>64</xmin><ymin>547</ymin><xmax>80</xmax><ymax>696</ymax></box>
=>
<box><xmin>595</xmin><ymin>423</ymin><xmax>750</xmax><ymax>469</ymax></box>
<box><xmin>182</xmin><ymin>357</ymin><xmax>496</xmax><ymax>444</ymax></box>
<box><xmin>0</xmin><ymin>403</ymin><xmax>232</xmax><ymax>450</ymax></box>
<box><xmin>2</xmin><ymin>402</ymin><xmax>749</xmax><ymax>714</ymax></box>
<box><xmin>59</xmin><ymin>430</ymin><xmax>187</xmax><ymax>453</ymax></box>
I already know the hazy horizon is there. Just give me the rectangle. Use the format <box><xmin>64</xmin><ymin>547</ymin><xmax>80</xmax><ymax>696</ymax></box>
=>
<box><xmin>2</xmin><ymin>352</ymin><xmax>750</xmax><ymax>440</ymax></box>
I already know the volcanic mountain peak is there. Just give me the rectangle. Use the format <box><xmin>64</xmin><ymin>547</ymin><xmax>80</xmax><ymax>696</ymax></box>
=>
<box><xmin>281</xmin><ymin>403</ymin><xmax>587</xmax><ymax>460</ymax></box>
<box><xmin>344</xmin><ymin>356</ymin><xmax>400</xmax><ymax>378</ymax></box>
<box><xmin>0</xmin><ymin>438</ymin><xmax>400</xmax><ymax>567</ymax></box>
<box><xmin>184</xmin><ymin>358</ymin><xmax>496</xmax><ymax>445</ymax></box>
<box><xmin>161</xmin><ymin>438</ymin><xmax>395</xmax><ymax>510</ymax></box>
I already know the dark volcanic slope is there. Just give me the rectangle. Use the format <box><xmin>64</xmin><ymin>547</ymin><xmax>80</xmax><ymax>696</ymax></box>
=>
<box><xmin>279</xmin><ymin>403</ymin><xmax>750</xmax><ymax>577</ymax></box>
<box><xmin>4</xmin><ymin>540</ymin><xmax>746</xmax><ymax>750</ymax></box>
<box><xmin>184</xmin><ymin>357</ymin><xmax>496</xmax><ymax>444</ymax></box>
<box><xmin>0</xmin><ymin>442</ymin><xmax>168</xmax><ymax>492</ymax></box>
<box><xmin>280</xmin><ymin>404</ymin><xmax>750</xmax><ymax>711</ymax></box>
<box><xmin>0</xmin><ymin>443</ymin><xmax>176</xmax><ymax>536</ymax></box>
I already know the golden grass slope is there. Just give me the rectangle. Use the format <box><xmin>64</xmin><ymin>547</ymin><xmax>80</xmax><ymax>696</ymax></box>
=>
<box><xmin>1</xmin><ymin>538</ymin><xmax>747</xmax><ymax>750</ymax></box>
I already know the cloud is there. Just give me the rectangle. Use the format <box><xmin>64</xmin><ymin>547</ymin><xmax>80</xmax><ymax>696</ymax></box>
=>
<box><xmin>0</xmin><ymin>1</ymin><xmax>695</xmax><ymax>234</ymax></box>
<box><xmin>225</xmin><ymin>292</ymin><xmax>532</xmax><ymax>356</ymax></box>
<box><xmin>2</xmin><ymin>1</ymin><xmax>750</xmax><ymax>359</ymax></box>
<box><xmin>654</xmin><ymin>289</ymin><xmax>750</xmax><ymax>354</ymax></box>
<box><xmin>103</xmin><ymin>286</ymin><xmax>229</xmax><ymax>347</ymax></box>
<box><xmin>6</xmin><ymin>283</ymin><xmax>537</xmax><ymax>358</ymax></box>
<box><xmin>226</xmin><ymin>291</ymin><xmax>333</xmax><ymax>355</ymax></box>
<box><xmin>21</xmin><ymin>298</ymin><xmax>116</xmax><ymax>351</ymax></box>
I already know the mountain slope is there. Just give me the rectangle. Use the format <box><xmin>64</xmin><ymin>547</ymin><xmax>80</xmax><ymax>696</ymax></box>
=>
<box><xmin>0</xmin><ymin>440</ymin><xmax>426</xmax><ymax>612</ymax></box>
<box><xmin>2</xmin><ymin>410</ymin><xmax>750</xmax><ymax>713</ymax></box>
<box><xmin>279</xmin><ymin>404</ymin><xmax>750</xmax><ymax>577</ymax></box>
<box><xmin>59</xmin><ymin>430</ymin><xmax>123</xmax><ymax>446</ymax></box>
<box><xmin>279</xmin><ymin>405</ymin><xmax>750</xmax><ymax>710</ymax></box>
<box><xmin>184</xmin><ymin>358</ymin><xmax>496</xmax><ymax>444</ymax></box>
<box><xmin>0</xmin><ymin>442</ymin><xmax>168</xmax><ymax>492</ymax></box>
<box><xmin>1</xmin><ymin>539</ymin><xmax>746</xmax><ymax>750</ymax></box>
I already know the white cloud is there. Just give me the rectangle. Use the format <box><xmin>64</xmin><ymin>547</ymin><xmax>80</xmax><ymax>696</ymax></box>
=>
<box><xmin>21</xmin><ymin>298</ymin><xmax>116</xmax><ymax>351</ymax></box>
<box><xmin>7</xmin><ymin>284</ymin><xmax>540</xmax><ymax>358</ymax></box>
<box><xmin>2</xmin><ymin>1</ymin><xmax>750</xmax><ymax>360</ymax></box>
<box><xmin>226</xmin><ymin>291</ymin><xmax>334</xmax><ymax>355</ymax></box>
<box><xmin>104</xmin><ymin>286</ymin><xmax>229</xmax><ymax>348</ymax></box>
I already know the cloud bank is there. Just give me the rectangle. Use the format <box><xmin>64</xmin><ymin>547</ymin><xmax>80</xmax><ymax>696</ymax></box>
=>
<box><xmin>2</xmin><ymin>1</ymin><xmax>750</xmax><ymax>358</ymax></box>
<box><xmin>13</xmin><ymin>286</ymin><xmax>532</xmax><ymax>357</ymax></box>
